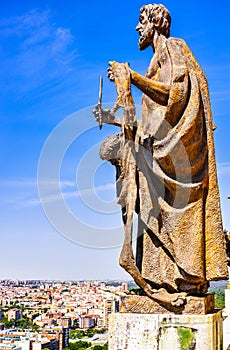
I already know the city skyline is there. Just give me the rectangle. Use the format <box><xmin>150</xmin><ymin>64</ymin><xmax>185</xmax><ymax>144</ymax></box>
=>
<box><xmin>1</xmin><ymin>0</ymin><xmax>230</xmax><ymax>280</ymax></box>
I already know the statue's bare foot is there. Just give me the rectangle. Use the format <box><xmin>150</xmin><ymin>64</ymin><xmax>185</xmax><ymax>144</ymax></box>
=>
<box><xmin>144</xmin><ymin>285</ymin><xmax>187</xmax><ymax>307</ymax></box>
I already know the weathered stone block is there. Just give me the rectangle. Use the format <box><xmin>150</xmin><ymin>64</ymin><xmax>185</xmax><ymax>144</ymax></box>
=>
<box><xmin>120</xmin><ymin>294</ymin><xmax>215</xmax><ymax>314</ymax></box>
<box><xmin>109</xmin><ymin>310</ymin><xmax>223</xmax><ymax>350</ymax></box>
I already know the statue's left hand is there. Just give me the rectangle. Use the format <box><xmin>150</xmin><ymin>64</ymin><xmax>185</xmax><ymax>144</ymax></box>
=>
<box><xmin>93</xmin><ymin>107</ymin><xmax>115</xmax><ymax>125</ymax></box>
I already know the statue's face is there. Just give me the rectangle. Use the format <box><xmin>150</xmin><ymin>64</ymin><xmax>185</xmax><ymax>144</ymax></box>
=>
<box><xmin>136</xmin><ymin>10</ymin><xmax>154</xmax><ymax>50</ymax></box>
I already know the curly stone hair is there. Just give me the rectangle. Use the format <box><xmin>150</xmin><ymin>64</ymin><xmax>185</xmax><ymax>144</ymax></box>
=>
<box><xmin>140</xmin><ymin>4</ymin><xmax>171</xmax><ymax>38</ymax></box>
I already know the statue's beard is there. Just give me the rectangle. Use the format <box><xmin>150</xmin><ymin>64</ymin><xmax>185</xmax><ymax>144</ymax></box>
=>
<box><xmin>138</xmin><ymin>24</ymin><xmax>154</xmax><ymax>50</ymax></box>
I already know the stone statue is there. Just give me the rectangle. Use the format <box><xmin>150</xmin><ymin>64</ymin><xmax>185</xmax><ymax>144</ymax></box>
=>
<box><xmin>93</xmin><ymin>3</ymin><xmax>228</xmax><ymax>307</ymax></box>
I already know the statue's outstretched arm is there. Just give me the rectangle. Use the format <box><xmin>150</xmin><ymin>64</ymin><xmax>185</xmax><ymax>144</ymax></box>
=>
<box><xmin>130</xmin><ymin>69</ymin><xmax>170</xmax><ymax>105</ymax></box>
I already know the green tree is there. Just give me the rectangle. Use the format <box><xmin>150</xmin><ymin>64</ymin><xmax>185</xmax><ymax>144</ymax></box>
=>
<box><xmin>209</xmin><ymin>289</ymin><xmax>225</xmax><ymax>309</ymax></box>
<box><xmin>3</xmin><ymin>319</ymin><xmax>16</xmax><ymax>329</ymax></box>
<box><xmin>64</xmin><ymin>341</ymin><xmax>91</xmax><ymax>349</ymax></box>
<box><xmin>32</xmin><ymin>324</ymin><xmax>40</xmax><ymax>332</ymax></box>
<box><xmin>214</xmin><ymin>290</ymin><xmax>225</xmax><ymax>309</ymax></box>
<box><xmin>94</xmin><ymin>329</ymin><xmax>106</xmax><ymax>334</ymax></box>
<box><xmin>75</xmin><ymin>331</ymin><xmax>85</xmax><ymax>339</ymax></box>
<box><xmin>91</xmin><ymin>344</ymin><xmax>108</xmax><ymax>350</ymax></box>
<box><xmin>69</xmin><ymin>330</ymin><xmax>77</xmax><ymax>339</ymax></box>
<box><xmin>85</xmin><ymin>329</ymin><xmax>94</xmax><ymax>338</ymax></box>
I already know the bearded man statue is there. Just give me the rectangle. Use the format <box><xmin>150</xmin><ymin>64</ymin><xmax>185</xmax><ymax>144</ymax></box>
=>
<box><xmin>94</xmin><ymin>3</ymin><xmax>228</xmax><ymax>307</ymax></box>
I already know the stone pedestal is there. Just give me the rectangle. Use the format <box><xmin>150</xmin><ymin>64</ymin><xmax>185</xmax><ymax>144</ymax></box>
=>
<box><xmin>120</xmin><ymin>294</ymin><xmax>215</xmax><ymax>314</ymax></box>
<box><xmin>109</xmin><ymin>310</ymin><xmax>223</xmax><ymax>350</ymax></box>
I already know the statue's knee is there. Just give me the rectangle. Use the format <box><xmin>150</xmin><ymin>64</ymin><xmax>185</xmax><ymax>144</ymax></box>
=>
<box><xmin>119</xmin><ymin>254</ymin><xmax>135</xmax><ymax>270</ymax></box>
<box><xmin>119</xmin><ymin>253</ymin><xmax>131</xmax><ymax>269</ymax></box>
<box><xmin>119</xmin><ymin>256</ymin><xmax>126</xmax><ymax>268</ymax></box>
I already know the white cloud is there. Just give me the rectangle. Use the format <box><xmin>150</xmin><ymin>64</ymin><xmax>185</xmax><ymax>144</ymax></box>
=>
<box><xmin>35</xmin><ymin>182</ymin><xmax>116</xmax><ymax>207</ymax></box>
<box><xmin>1</xmin><ymin>178</ymin><xmax>115</xmax><ymax>208</ymax></box>
<box><xmin>0</xmin><ymin>9</ymin><xmax>77</xmax><ymax>93</ymax></box>
<box><xmin>0</xmin><ymin>10</ymin><xmax>50</xmax><ymax>36</ymax></box>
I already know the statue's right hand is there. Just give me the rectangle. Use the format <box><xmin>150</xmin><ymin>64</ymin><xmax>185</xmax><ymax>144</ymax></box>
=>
<box><xmin>108</xmin><ymin>61</ymin><xmax>131</xmax><ymax>83</ymax></box>
<box><xmin>107</xmin><ymin>61</ymin><xmax>116</xmax><ymax>82</ymax></box>
<box><xmin>92</xmin><ymin>106</ymin><xmax>115</xmax><ymax>125</ymax></box>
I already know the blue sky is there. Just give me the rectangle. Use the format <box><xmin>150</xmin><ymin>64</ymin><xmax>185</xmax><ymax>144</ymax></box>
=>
<box><xmin>1</xmin><ymin>0</ymin><xmax>230</xmax><ymax>280</ymax></box>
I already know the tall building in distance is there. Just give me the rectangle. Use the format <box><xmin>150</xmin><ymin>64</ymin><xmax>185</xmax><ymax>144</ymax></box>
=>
<box><xmin>103</xmin><ymin>298</ymin><xmax>119</xmax><ymax>329</ymax></box>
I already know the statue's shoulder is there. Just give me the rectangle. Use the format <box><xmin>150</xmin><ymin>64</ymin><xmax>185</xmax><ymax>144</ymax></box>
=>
<box><xmin>167</xmin><ymin>36</ymin><xmax>208</xmax><ymax>92</ymax></box>
<box><xmin>166</xmin><ymin>37</ymin><xmax>193</xmax><ymax>68</ymax></box>
<box><xmin>166</xmin><ymin>37</ymin><xmax>189</xmax><ymax>51</ymax></box>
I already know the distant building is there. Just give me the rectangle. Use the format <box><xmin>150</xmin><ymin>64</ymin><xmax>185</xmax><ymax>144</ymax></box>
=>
<box><xmin>121</xmin><ymin>282</ymin><xmax>128</xmax><ymax>292</ymax></box>
<box><xmin>79</xmin><ymin>315</ymin><xmax>93</xmax><ymax>329</ymax></box>
<box><xmin>0</xmin><ymin>333</ymin><xmax>30</xmax><ymax>350</ymax></box>
<box><xmin>103</xmin><ymin>299</ymin><xmax>119</xmax><ymax>329</ymax></box>
<box><xmin>60</xmin><ymin>327</ymin><xmax>69</xmax><ymax>349</ymax></box>
<box><xmin>1</xmin><ymin>300</ymin><xmax>10</xmax><ymax>307</ymax></box>
<box><xmin>59</xmin><ymin>318</ymin><xmax>71</xmax><ymax>329</ymax></box>
<box><xmin>42</xmin><ymin>326</ymin><xmax>69</xmax><ymax>350</ymax></box>
<box><xmin>8</xmin><ymin>309</ymin><xmax>23</xmax><ymax>321</ymax></box>
<box><xmin>0</xmin><ymin>333</ymin><xmax>62</xmax><ymax>350</ymax></box>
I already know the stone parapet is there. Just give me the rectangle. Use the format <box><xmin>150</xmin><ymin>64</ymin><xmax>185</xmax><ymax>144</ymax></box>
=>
<box><xmin>109</xmin><ymin>310</ymin><xmax>223</xmax><ymax>350</ymax></box>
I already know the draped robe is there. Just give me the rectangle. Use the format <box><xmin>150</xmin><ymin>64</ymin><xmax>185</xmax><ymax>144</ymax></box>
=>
<box><xmin>135</xmin><ymin>37</ymin><xmax>228</xmax><ymax>293</ymax></box>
